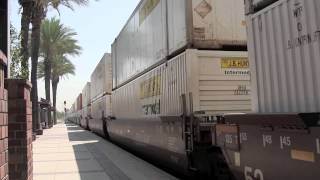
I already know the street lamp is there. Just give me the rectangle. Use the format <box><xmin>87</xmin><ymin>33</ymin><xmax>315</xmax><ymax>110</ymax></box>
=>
<box><xmin>64</xmin><ymin>101</ymin><xmax>67</xmax><ymax>123</ymax></box>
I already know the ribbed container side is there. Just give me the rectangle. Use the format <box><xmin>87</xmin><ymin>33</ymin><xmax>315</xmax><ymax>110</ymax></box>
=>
<box><xmin>247</xmin><ymin>0</ymin><xmax>320</xmax><ymax>113</ymax></box>
<box><xmin>112</xmin><ymin>53</ymin><xmax>187</xmax><ymax>118</ymax></box>
<box><xmin>112</xmin><ymin>49</ymin><xmax>251</xmax><ymax>118</ymax></box>
<box><xmin>91</xmin><ymin>53</ymin><xmax>112</xmax><ymax>100</ymax></box>
<box><xmin>82</xmin><ymin>106</ymin><xmax>87</xmax><ymax>118</ymax></box>
<box><xmin>245</xmin><ymin>0</ymin><xmax>279</xmax><ymax>14</ymax></box>
<box><xmin>82</xmin><ymin>82</ymin><xmax>91</xmax><ymax>108</ymax></box>
<box><xmin>71</xmin><ymin>103</ymin><xmax>75</xmax><ymax>113</ymax></box>
<box><xmin>188</xmin><ymin>50</ymin><xmax>251</xmax><ymax>114</ymax></box>
<box><xmin>76</xmin><ymin>93</ymin><xmax>82</xmax><ymax>111</ymax></box>
<box><xmin>91</xmin><ymin>95</ymin><xmax>112</xmax><ymax>120</ymax></box>
<box><xmin>168</xmin><ymin>0</ymin><xmax>247</xmax><ymax>54</ymax></box>
<box><xmin>113</xmin><ymin>0</ymin><xmax>247</xmax><ymax>89</ymax></box>
<box><xmin>112</xmin><ymin>0</ymin><xmax>167</xmax><ymax>88</ymax></box>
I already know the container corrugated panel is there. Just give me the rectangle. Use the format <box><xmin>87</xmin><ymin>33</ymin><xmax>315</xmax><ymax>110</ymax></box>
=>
<box><xmin>245</xmin><ymin>0</ymin><xmax>279</xmax><ymax>14</ymax></box>
<box><xmin>247</xmin><ymin>0</ymin><xmax>320</xmax><ymax>113</ymax></box>
<box><xmin>91</xmin><ymin>95</ymin><xmax>112</xmax><ymax>119</ymax></box>
<box><xmin>113</xmin><ymin>0</ymin><xmax>247</xmax><ymax>89</ymax></box>
<box><xmin>76</xmin><ymin>94</ymin><xmax>82</xmax><ymax>111</ymax></box>
<box><xmin>91</xmin><ymin>53</ymin><xmax>112</xmax><ymax>100</ymax></box>
<box><xmin>112</xmin><ymin>49</ymin><xmax>251</xmax><ymax>118</ymax></box>
<box><xmin>112</xmin><ymin>0</ymin><xmax>167</xmax><ymax>88</ymax></box>
<box><xmin>82</xmin><ymin>106</ymin><xmax>87</xmax><ymax>118</ymax></box>
<box><xmin>82</xmin><ymin>82</ymin><xmax>91</xmax><ymax>108</ymax></box>
<box><xmin>167</xmin><ymin>0</ymin><xmax>247</xmax><ymax>55</ymax></box>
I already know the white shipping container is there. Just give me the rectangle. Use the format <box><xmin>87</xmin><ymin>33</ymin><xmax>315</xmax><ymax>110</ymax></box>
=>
<box><xmin>112</xmin><ymin>0</ymin><xmax>167</xmax><ymax>88</ymax></box>
<box><xmin>167</xmin><ymin>0</ymin><xmax>247</xmax><ymax>54</ymax></box>
<box><xmin>91</xmin><ymin>53</ymin><xmax>112</xmax><ymax>100</ymax></box>
<box><xmin>113</xmin><ymin>0</ymin><xmax>248</xmax><ymax>89</ymax></box>
<box><xmin>89</xmin><ymin>95</ymin><xmax>112</xmax><ymax>134</ymax></box>
<box><xmin>91</xmin><ymin>95</ymin><xmax>112</xmax><ymax>119</ymax></box>
<box><xmin>82</xmin><ymin>82</ymin><xmax>91</xmax><ymax>108</ymax></box>
<box><xmin>112</xmin><ymin>49</ymin><xmax>251</xmax><ymax>118</ymax></box>
<box><xmin>246</xmin><ymin>0</ymin><xmax>320</xmax><ymax>113</ymax></box>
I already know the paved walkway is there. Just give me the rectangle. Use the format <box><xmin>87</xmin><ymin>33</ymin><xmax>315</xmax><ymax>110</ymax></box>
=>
<box><xmin>33</xmin><ymin>121</ymin><xmax>178</xmax><ymax>180</ymax></box>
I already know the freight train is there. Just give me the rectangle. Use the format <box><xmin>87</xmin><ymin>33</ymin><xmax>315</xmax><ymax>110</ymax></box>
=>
<box><xmin>66</xmin><ymin>0</ymin><xmax>320</xmax><ymax>179</ymax></box>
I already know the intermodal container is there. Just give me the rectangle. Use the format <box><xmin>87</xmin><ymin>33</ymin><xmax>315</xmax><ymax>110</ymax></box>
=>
<box><xmin>89</xmin><ymin>95</ymin><xmax>112</xmax><ymax>135</ymax></box>
<box><xmin>91</xmin><ymin>53</ymin><xmax>112</xmax><ymax>100</ymax></box>
<box><xmin>246</xmin><ymin>0</ymin><xmax>320</xmax><ymax>113</ymax></box>
<box><xmin>82</xmin><ymin>82</ymin><xmax>91</xmax><ymax>108</ymax></box>
<box><xmin>112</xmin><ymin>0</ymin><xmax>248</xmax><ymax>89</ymax></box>
<box><xmin>167</xmin><ymin>0</ymin><xmax>247</xmax><ymax>54</ymax></box>
<box><xmin>76</xmin><ymin>93</ymin><xmax>82</xmax><ymax>111</ymax></box>
<box><xmin>112</xmin><ymin>49</ymin><xmax>251</xmax><ymax>118</ymax></box>
<box><xmin>82</xmin><ymin>82</ymin><xmax>91</xmax><ymax>119</ymax></box>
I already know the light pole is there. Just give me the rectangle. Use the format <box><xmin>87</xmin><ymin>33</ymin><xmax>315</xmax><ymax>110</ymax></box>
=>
<box><xmin>64</xmin><ymin>101</ymin><xmax>67</xmax><ymax>123</ymax></box>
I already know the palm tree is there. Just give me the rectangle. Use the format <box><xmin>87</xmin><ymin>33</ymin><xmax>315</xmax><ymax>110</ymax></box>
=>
<box><xmin>40</xmin><ymin>18</ymin><xmax>81</xmax><ymax>124</ymax></box>
<box><xmin>18</xmin><ymin>0</ymin><xmax>34</xmax><ymax>79</ymax></box>
<box><xmin>26</xmin><ymin>0</ymin><xmax>89</xmax><ymax>130</ymax></box>
<box><xmin>30</xmin><ymin>0</ymin><xmax>46</xmax><ymax>131</ymax></box>
<box><xmin>38</xmin><ymin>55</ymin><xmax>75</xmax><ymax>123</ymax></box>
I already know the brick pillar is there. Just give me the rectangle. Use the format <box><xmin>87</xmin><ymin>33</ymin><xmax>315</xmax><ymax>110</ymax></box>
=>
<box><xmin>6</xmin><ymin>79</ymin><xmax>32</xmax><ymax>180</ymax></box>
<box><xmin>0</xmin><ymin>52</ymin><xmax>8</xmax><ymax>180</ymax></box>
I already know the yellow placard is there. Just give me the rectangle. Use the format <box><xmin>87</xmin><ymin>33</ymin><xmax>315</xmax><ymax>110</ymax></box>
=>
<box><xmin>291</xmin><ymin>149</ymin><xmax>315</xmax><ymax>162</ymax></box>
<box><xmin>221</xmin><ymin>58</ymin><xmax>249</xmax><ymax>68</ymax></box>
<box><xmin>140</xmin><ymin>75</ymin><xmax>161</xmax><ymax>99</ymax></box>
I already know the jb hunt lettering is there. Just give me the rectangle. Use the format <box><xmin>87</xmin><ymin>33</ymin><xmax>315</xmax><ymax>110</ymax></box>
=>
<box><xmin>221</xmin><ymin>58</ymin><xmax>249</xmax><ymax>68</ymax></box>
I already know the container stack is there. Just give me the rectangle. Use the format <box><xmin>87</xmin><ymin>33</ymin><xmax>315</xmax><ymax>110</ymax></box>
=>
<box><xmin>245</xmin><ymin>0</ymin><xmax>320</xmax><ymax>113</ymax></box>
<box><xmin>89</xmin><ymin>53</ymin><xmax>112</xmax><ymax>132</ymax></box>
<box><xmin>81</xmin><ymin>82</ymin><xmax>91</xmax><ymax>128</ymax></box>
<box><xmin>112</xmin><ymin>0</ymin><xmax>251</xmax><ymax>116</ymax></box>
<box><xmin>76</xmin><ymin>94</ymin><xmax>82</xmax><ymax>112</ymax></box>
<box><xmin>76</xmin><ymin>94</ymin><xmax>82</xmax><ymax>124</ymax></box>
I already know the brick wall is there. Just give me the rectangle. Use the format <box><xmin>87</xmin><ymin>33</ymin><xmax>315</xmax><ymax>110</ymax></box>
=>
<box><xmin>0</xmin><ymin>51</ymin><xmax>8</xmax><ymax>180</ymax></box>
<box><xmin>6</xmin><ymin>79</ymin><xmax>32</xmax><ymax>180</ymax></box>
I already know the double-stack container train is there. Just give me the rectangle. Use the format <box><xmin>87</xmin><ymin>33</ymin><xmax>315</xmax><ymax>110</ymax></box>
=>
<box><xmin>80</xmin><ymin>82</ymin><xmax>91</xmax><ymax>129</ymax></box>
<box><xmin>66</xmin><ymin>0</ymin><xmax>320</xmax><ymax>179</ymax></box>
<box><xmin>216</xmin><ymin>0</ymin><xmax>320</xmax><ymax>179</ymax></box>
<box><xmin>112</xmin><ymin>0</ymin><xmax>247</xmax><ymax>89</ymax></box>
<box><xmin>89</xmin><ymin>53</ymin><xmax>112</xmax><ymax>136</ymax></box>
<box><xmin>68</xmin><ymin>94</ymin><xmax>82</xmax><ymax>125</ymax></box>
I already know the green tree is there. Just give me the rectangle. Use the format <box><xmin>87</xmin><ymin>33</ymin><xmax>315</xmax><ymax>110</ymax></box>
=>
<box><xmin>38</xmin><ymin>56</ymin><xmax>76</xmax><ymax>124</ymax></box>
<box><xmin>18</xmin><ymin>0</ymin><xmax>34</xmax><ymax>80</ymax></box>
<box><xmin>39</xmin><ymin>18</ymin><xmax>81</xmax><ymax>124</ymax></box>
<box><xmin>18</xmin><ymin>0</ymin><xmax>90</xmax><ymax>130</ymax></box>
<box><xmin>10</xmin><ymin>24</ymin><xmax>23</xmax><ymax>78</ymax></box>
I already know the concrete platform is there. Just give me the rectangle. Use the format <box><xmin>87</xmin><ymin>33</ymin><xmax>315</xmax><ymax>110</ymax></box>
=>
<box><xmin>33</xmin><ymin>121</ymin><xmax>178</xmax><ymax>180</ymax></box>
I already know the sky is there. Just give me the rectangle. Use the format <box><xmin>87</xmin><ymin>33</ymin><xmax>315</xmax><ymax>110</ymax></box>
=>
<box><xmin>10</xmin><ymin>0</ymin><xmax>140</xmax><ymax>111</ymax></box>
